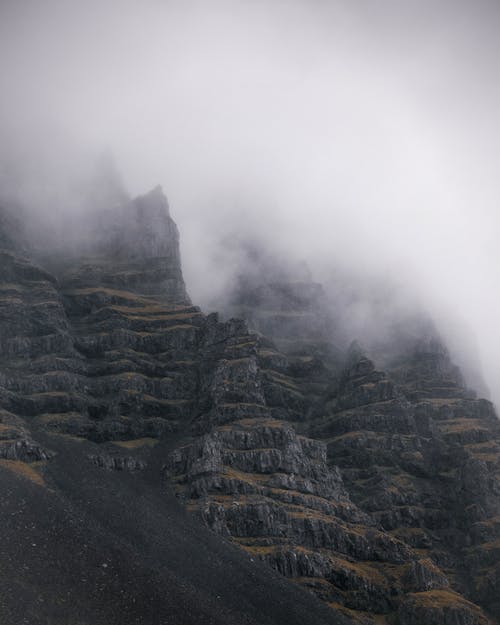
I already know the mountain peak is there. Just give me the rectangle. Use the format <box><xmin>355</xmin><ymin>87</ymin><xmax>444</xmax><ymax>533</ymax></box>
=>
<box><xmin>0</xmin><ymin>184</ymin><xmax>499</xmax><ymax>625</ymax></box>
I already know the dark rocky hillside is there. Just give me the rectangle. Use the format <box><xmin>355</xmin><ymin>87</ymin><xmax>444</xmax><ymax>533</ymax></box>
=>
<box><xmin>0</xmin><ymin>188</ymin><xmax>498</xmax><ymax>625</ymax></box>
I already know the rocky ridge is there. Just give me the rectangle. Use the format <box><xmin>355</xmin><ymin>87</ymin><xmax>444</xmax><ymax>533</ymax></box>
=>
<box><xmin>0</xmin><ymin>190</ymin><xmax>498</xmax><ymax>624</ymax></box>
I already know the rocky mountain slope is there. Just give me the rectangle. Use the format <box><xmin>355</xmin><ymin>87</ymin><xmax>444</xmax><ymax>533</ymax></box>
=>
<box><xmin>0</xmin><ymin>188</ymin><xmax>498</xmax><ymax>625</ymax></box>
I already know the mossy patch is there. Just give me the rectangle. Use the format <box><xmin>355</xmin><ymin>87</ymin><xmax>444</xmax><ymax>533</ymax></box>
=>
<box><xmin>405</xmin><ymin>589</ymin><xmax>487</xmax><ymax>613</ymax></box>
<box><xmin>113</xmin><ymin>437</ymin><xmax>158</xmax><ymax>450</ymax></box>
<box><xmin>328</xmin><ymin>601</ymin><xmax>390</xmax><ymax>624</ymax></box>
<box><xmin>0</xmin><ymin>459</ymin><xmax>45</xmax><ymax>486</ymax></box>
<box><xmin>439</xmin><ymin>418</ymin><xmax>488</xmax><ymax>434</ymax></box>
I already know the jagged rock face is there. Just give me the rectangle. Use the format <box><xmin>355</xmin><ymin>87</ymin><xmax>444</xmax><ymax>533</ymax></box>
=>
<box><xmin>60</xmin><ymin>186</ymin><xmax>189</xmax><ymax>303</ymax></box>
<box><xmin>1</xmin><ymin>194</ymin><xmax>500</xmax><ymax>625</ymax></box>
<box><xmin>0</xmin><ymin>190</ymin><xmax>196</xmax><ymax>476</ymax></box>
<box><xmin>101</xmin><ymin>185</ymin><xmax>183</xmax><ymax>261</ymax></box>
<box><xmin>204</xmin><ymin>261</ymin><xmax>499</xmax><ymax>623</ymax></box>
<box><xmin>223</xmin><ymin>247</ymin><xmax>339</xmax><ymax>362</ymax></box>
<box><xmin>308</xmin><ymin>341</ymin><xmax>500</xmax><ymax>622</ymax></box>
<box><xmin>389</xmin><ymin>337</ymin><xmax>471</xmax><ymax>401</ymax></box>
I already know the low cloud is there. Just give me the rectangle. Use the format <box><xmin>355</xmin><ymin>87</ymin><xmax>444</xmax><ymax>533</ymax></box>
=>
<box><xmin>0</xmin><ymin>0</ymin><xmax>499</xmax><ymax>403</ymax></box>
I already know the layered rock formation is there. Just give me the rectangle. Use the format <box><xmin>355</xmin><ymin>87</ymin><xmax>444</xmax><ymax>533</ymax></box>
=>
<box><xmin>206</xmin><ymin>259</ymin><xmax>500</xmax><ymax>623</ymax></box>
<box><xmin>0</xmin><ymin>190</ymin><xmax>499</xmax><ymax>625</ymax></box>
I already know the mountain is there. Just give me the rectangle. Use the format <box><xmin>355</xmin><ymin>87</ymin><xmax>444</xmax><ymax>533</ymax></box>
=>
<box><xmin>0</xmin><ymin>188</ymin><xmax>499</xmax><ymax>625</ymax></box>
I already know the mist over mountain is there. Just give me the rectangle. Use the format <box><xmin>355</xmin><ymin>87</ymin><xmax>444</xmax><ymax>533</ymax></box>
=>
<box><xmin>1</xmin><ymin>0</ymin><xmax>499</xmax><ymax>405</ymax></box>
<box><xmin>1</xmin><ymin>178</ymin><xmax>499</xmax><ymax>624</ymax></box>
<box><xmin>1</xmin><ymin>2</ymin><xmax>500</xmax><ymax>624</ymax></box>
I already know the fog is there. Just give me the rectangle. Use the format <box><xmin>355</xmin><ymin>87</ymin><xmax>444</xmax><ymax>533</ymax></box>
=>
<box><xmin>0</xmin><ymin>0</ymin><xmax>499</xmax><ymax>403</ymax></box>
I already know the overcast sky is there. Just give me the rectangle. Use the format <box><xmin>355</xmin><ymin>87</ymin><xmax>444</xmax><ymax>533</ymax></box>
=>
<box><xmin>0</xmin><ymin>0</ymin><xmax>499</xmax><ymax>403</ymax></box>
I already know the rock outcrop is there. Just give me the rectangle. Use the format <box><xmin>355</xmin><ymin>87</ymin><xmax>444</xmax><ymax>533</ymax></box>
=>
<box><xmin>0</xmin><ymin>192</ymin><xmax>499</xmax><ymax>625</ymax></box>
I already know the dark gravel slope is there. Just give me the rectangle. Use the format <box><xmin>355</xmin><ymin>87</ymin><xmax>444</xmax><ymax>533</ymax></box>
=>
<box><xmin>0</xmin><ymin>433</ymin><xmax>351</xmax><ymax>625</ymax></box>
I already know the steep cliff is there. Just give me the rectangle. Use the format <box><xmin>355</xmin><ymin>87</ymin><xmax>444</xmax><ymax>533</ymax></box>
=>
<box><xmin>0</xmin><ymin>190</ymin><xmax>498</xmax><ymax>625</ymax></box>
